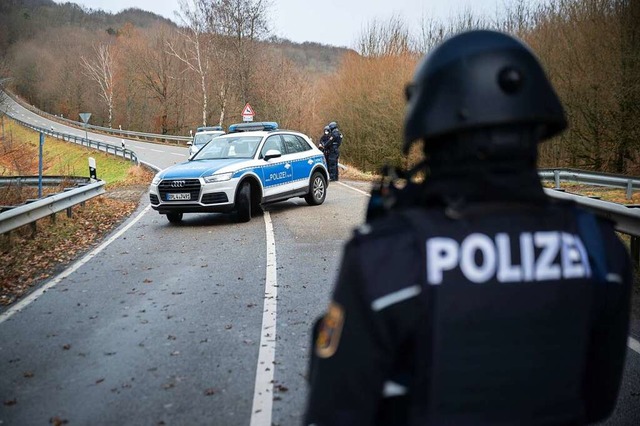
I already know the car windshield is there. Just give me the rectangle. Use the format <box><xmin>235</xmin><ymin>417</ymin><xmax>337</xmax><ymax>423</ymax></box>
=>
<box><xmin>192</xmin><ymin>136</ymin><xmax>262</xmax><ymax>160</ymax></box>
<box><xmin>193</xmin><ymin>132</ymin><xmax>223</xmax><ymax>147</ymax></box>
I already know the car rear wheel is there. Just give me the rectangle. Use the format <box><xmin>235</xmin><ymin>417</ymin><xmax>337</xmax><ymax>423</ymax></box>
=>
<box><xmin>236</xmin><ymin>182</ymin><xmax>252</xmax><ymax>223</ymax></box>
<box><xmin>305</xmin><ymin>172</ymin><xmax>327</xmax><ymax>206</ymax></box>
<box><xmin>166</xmin><ymin>212</ymin><xmax>183</xmax><ymax>223</ymax></box>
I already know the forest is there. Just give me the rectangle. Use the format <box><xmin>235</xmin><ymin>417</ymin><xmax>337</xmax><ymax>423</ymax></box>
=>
<box><xmin>0</xmin><ymin>0</ymin><xmax>638</xmax><ymax>175</ymax></box>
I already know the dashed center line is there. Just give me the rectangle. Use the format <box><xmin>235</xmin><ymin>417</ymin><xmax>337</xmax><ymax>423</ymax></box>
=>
<box><xmin>150</xmin><ymin>149</ymin><xmax>164</xmax><ymax>153</ymax></box>
<box><xmin>170</xmin><ymin>152</ymin><xmax>187</xmax><ymax>157</ymax></box>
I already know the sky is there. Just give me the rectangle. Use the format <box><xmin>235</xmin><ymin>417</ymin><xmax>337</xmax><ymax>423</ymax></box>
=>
<box><xmin>53</xmin><ymin>0</ymin><xmax>537</xmax><ymax>48</ymax></box>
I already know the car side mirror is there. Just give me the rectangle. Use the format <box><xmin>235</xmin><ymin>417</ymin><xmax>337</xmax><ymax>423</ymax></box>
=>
<box><xmin>264</xmin><ymin>149</ymin><xmax>282</xmax><ymax>161</ymax></box>
<box><xmin>187</xmin><ymin>141</ymin><xmax>193</xmax><ymax>146</ymax></box>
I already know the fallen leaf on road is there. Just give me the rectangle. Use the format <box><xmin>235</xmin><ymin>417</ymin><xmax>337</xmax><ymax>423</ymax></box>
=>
<box><xmin>204</xmin><ymin>388</ymin><xmax>216</xmax><ymax>396</ymax></box>
<box><xmin>49</xmin><ymin>417</ymin><xmax>69</xmax><ymax>425</ymax></box>
<box><xmin>4</xmin><ymin>398</ymin><xmax>17</xmax><ymax>406</ymax></box>
<box><xmin>143</xmin><ymin>279</ymin><xmax>153</xmax><ymax>284</ymax></box>
<box><xmin>23</xmin><ymin>371</ymin><xmax>34</xmax><ymax>378</ymax></box>
<box><xmin>62</xmin><ymin>344</ymin><xmax>71</xmax><ymax>350</ymax></box>
<box><xmin>96</xmin><ymin>378</ymin><xmax>105</xmax><ymax>384</ymax></box>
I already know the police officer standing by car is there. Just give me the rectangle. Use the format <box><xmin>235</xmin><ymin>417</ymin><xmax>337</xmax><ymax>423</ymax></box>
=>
<box><xmin>318</xmin><ymin>125</ymin><xmax>331</xmax><ymax>164</ymax></box>
<box><xmin>325</xmin><ymin>121</ymin><xmax>342</xmax><ymax>181</ymax></box>
<box><xmin>305</xmin><ymin>29</ymin><xmax>632</xmax><ymax>426</ymax></box>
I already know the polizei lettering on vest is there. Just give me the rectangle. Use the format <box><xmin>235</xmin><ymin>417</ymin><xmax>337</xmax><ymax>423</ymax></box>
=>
<box><xmin>426</xmin><ymin>231</ymin><xmax>592</xmax><ymax>285</ymax></box>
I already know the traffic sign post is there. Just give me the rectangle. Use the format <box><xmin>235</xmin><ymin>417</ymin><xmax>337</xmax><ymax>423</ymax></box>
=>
<box><xmin>79</xmin><ymin>112</ymin><xmax>91</xmax><ymax>143</ymax></box>
<box><xmin>38</xmin><ymin>132</ymin><xmax>44</xmax><ymax>198</ymax></box>
<box><xmin>241</xmin><ymin>103</ymin><xmax>255</xmax><ymax>122</ymax></box>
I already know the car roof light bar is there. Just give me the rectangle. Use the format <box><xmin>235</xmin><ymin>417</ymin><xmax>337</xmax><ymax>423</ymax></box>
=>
<box><xmin>196</xmin><ymin>125</ymin><xmax>224</xmax><ymax>132</ymax></box>
<box><xmin>228</xmin><ymin>122</ymin><xmax>278</xmax><ymax>133</ymax></box>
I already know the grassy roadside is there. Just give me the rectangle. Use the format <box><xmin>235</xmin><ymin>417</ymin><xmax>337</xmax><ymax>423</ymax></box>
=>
<box><xmin>1</xmin><ymin>118</ymin><xmax>153</xmax><ymax>306</ymax></box>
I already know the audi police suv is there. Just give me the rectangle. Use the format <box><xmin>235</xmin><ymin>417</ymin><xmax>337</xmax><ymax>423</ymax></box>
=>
<box><xmin>149</xmin><ymin>122</ymin><xmax>329</xmax><ymax>223</ymax></box>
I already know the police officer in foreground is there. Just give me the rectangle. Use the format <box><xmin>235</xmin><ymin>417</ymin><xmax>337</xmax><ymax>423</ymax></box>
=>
<box><xmin>326</xmin><ymin>121</ymin><xmax>342</xmax><ymax>181</ymax></box>
<box><xmin>305</xmin><ymin>29</ymin><xmax>632</xmax><ymax>426</ymax></box>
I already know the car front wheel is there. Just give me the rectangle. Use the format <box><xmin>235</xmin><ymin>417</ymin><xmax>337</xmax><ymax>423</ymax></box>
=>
<box><xmin>305</xmin><ymin>172</ymin><xmax>327</xmax><ymax>206</ymax></box>
<box><xmin>236</xmin><ymin>182</ymin><xmax>252</xmax><ymax>222</ymax></box>
<box><xmin>166</xmin><ymin>212</ymin><xmax>183</xmax><ymax>223</ymax></box>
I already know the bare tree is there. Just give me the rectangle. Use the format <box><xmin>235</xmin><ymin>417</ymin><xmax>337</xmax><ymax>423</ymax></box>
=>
<box><xmin>81</xmin><ymin>43</ymin><xmax>115</xmax><ymax>127</ymax></box>
<box><xmin>169</xmin><ymin>0</ymin><xmax>211</xmax><ymax>126</ymax></box>
<box><xmin>416</xmin><ymin>8</ymin><xmax>491</xmax><ymax>54</ymax></box>
<box><xmin>205</xmin><ymin>0</ymin><xmax>271</xmax><ymax>103</ymax></box>
<box><xmin>356</xmin><ymin>15</ymin><xmax>412</xmax><ymax>57</ymax></box>
<box><xmin>129</xmin><ymin>25</ymin><xmax>182</xmax><ymax>134</ymax></box>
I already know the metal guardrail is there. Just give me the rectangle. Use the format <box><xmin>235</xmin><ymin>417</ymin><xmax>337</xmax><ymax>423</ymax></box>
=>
<box><xmin>10</xmin><ymin>115</ymin><xmax>139</xmax><ymax>164</ymax></box>
<box><xmin>544</xmin><ymin>189</ymin><xmax>640</xmax><ymax>237</ymax></box>
<box><xmin>539</xmin><ymin>168</ymin><xmax>640</xmax><ymax>199</ymax></box>
<box><xmin>5</xmin><ymin>91</ymin><xmax>191</xmax><ymax>144</ymax></box>
<box><xmin>0</xmin><ymin>180</ymin><xmax>106</xmax><ymax>234</ymax></box>
<box><xmin>0</xmin><ymin>176</ymin><xmax>90</xmax><ymax>187</ymax></box>
<box><xmin>544</xmin><ymin>188</ymin><xmax>640</xmax><ymax>265</ymax></box>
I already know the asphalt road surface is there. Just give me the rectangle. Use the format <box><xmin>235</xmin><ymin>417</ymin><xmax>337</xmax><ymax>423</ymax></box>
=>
<box><xmin>1</xmin><ymin>97</ymin><xmax>638</xmax><ymax>425</ymax></box>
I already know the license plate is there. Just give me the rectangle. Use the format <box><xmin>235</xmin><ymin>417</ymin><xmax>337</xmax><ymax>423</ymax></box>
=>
<box><xmin>167</xmin><ymin>193</ymin><xmax>190</xmax><ymax>201</ymax></box>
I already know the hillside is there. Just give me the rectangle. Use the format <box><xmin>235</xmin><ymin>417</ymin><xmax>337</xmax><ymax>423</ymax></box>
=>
<box><xmin>0</xmin><ymin>0</ymin><xmax>349</xmax><ymax>74</ymax></box>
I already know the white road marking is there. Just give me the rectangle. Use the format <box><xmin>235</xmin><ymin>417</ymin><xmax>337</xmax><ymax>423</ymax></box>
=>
<box><xmin>170</xmin><ymin>152</ymin><xmax>187</xmax><ymax>157</ymax></box>
<box><xmin>335</xmin><ymin>180</ymin><xmax>370</xmax><ymax>197</ymax></box>
<box><xmin>136</xmin><ymin>146</ymin><xmax>147</xmax><ymax>150</ymax></box>
<box><xmin>150</xmin><ymin>149</ymin><xmax>164</xmax><ymax>153</ymax></box>
<box><xmin>0</xmin><ymin>205</ymin><xmax>152</xmax><ymax>325</ymax></box>
<box><xmin>250</xmin><ymin>211</ymin><xmax>278</xmax><ymax>426</ymax></box>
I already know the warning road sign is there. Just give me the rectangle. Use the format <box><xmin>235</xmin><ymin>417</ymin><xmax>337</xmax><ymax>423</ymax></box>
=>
<box><xmin>242</xmin><ymin>103</ymin><xmax>255</xmax><ymax>122</ymax></box>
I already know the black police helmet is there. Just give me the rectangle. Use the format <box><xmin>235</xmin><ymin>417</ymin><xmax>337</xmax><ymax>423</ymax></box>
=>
<box><xmin>329</xmin><ymin>121</ymin><xmax>338</xmax><ymax>130</ymax></box>
<box><xmin>403</xmin><ymin>30</ymin><xmax>566</xmax><ymax>154</ymax></box>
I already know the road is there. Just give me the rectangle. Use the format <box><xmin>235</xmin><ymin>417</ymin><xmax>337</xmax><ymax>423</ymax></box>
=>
<box><xmin>1</xmin><ymin>97</ymin><xmax>639</xmax><ymax>425</ymax></box>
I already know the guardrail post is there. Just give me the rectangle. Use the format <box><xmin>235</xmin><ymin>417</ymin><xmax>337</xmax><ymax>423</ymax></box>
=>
<box><xmin>631</xmin><ymin>236</ymin><xmax>639</xmax><ymax>268</ymax></box>
<box><xmin>554</xmin><ymin>170</ymin><xmax>561</xmax><ymax>189</ymax></box>
<box><xmin>626</xmin><ymin>179</ymin><xmax>633</xmax><ymax>200</ymax></box>
<box><xmin>66</xmin><ymin>207</ymin><xmax>72</xmax><ymax>218</ymax></box>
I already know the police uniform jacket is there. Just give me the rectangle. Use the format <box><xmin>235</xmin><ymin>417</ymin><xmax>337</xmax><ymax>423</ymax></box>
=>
<box><xmin>327</xmin><ymin>129</ymin><xmax>342</xmax><ymax>154</ymax></box>
<box><xmin>305</xmin><ymin>195</ymin><xmax>632</xmax><ymax>426</ymax></box>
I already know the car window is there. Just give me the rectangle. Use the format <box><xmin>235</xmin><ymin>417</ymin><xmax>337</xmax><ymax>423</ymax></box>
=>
<box><xmin>295</xmin><ymin>135</ymin><xmax>313</xmax><ymax>152</ymax></box>
<box><xmin>261</xmin><ymin>135</ymin><xmax>285</xmax><ymax>158</ymax></box>
<box><xmin>193</xmin><ymin>133</ymin><xmax>219</xmax><ymax>147</ymax></box>
<box><xmin>281</xmin><ymin>134</ymin><xmax>307</xmax><ymax>154</ymax></box>
<box><xmin>193</xmin><ymin>136</ymin><xmax>261</xmax><ymax>160</ymax></box>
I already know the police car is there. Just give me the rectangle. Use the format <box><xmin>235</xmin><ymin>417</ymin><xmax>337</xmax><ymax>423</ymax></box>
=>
<box><xmin>188</xmin><ymin>126</ymin><xmax>225</xmax><ymax>157</ymax></box>
<box><xmin>149</xmin><ymin>122</ymin><xmax>329</xmax><ymax>223</ymax></box>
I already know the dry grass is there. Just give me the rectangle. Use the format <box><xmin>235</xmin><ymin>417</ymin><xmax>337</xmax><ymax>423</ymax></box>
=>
<box><xmin>0</xmin><ymin>118</ymin><xmax>153</xmax><ymax>307</ymax></box>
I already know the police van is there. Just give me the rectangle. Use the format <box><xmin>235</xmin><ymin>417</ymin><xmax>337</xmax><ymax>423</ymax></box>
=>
<box><xmin>149</xmin><ymin>122</ymin><xmax>329</xmax><ymax>223</ymax></box>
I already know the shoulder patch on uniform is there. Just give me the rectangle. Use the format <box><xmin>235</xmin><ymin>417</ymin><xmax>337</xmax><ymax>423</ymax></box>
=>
<box><xmin>315</xmin><ymin>302</ymin><xmax>345</xmax><ymax>359</ymax></box>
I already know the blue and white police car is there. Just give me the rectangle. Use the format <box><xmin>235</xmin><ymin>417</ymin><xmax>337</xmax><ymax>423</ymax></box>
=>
<box><xmin>149</xmin><ymin>122</ymin><xmax>329</xmax><ymax>223</ymax></box>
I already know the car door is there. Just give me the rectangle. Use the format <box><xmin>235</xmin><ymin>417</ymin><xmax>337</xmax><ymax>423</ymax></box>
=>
<box><xmin>281</xmin><ymin>134</ymin><xmax>314</xmax><ymax>191</ymax></box>
<box><xmin>260</xmin><ymin>135</ymin><xmax>294</xmax><ymax>199</ymax></box>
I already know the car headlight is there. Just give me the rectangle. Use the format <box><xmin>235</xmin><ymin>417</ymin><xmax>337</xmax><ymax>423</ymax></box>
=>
<box><xmin>151</xmin><ymin>174</ymin><xmax>162</xmax><ymax>185</ymax></box>
<box><xmin>204</xmin><ymin>172</ymin><xmax>233</xmax><ymax>183</ymax></box>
